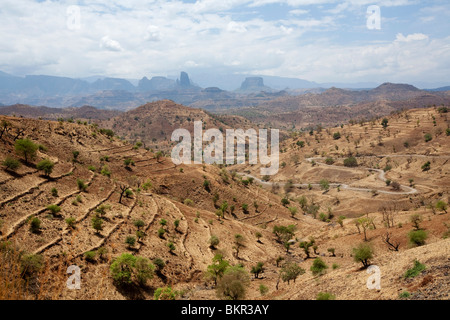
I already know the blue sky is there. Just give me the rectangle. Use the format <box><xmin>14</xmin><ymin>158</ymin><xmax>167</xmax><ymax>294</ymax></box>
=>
<box><xmin>0</xmin><ymin>0</ymin><xmax>449</xmax><ymax>86</ymax></box>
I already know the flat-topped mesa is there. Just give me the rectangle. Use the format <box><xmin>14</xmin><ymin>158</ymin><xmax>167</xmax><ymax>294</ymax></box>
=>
<box><xmin>240</xmin><ymin>77</ymin><xmax>264</xmax><ymax>90</ymax></box>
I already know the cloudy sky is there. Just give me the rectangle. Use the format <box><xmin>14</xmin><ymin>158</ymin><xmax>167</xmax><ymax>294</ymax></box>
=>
<box><xmin>0</xmin><ymin>0</ymin><xmax>449</xmax><ymax>86</ymax></box>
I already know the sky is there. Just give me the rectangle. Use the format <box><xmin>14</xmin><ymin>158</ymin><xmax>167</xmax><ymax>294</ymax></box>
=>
<box><xmin>0</xmin><ymin>0</ymin><xmax>449</xmax><ymax>86</ymax></box>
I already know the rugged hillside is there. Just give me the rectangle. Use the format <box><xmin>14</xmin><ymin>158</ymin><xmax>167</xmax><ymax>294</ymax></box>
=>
<box><xmin>0</xmin><ymin>106</ymin><xmax>448</xmax><ymax>301</ymax></box>
<box><xmin>225</xmin><ymin>84</ymin><xmax>450</xmax><ymax>129</ymax></box>
<box><xmin>98</xmin><ymin>100</ymin><xmax>259</xmax><ymax>153</ymax></box>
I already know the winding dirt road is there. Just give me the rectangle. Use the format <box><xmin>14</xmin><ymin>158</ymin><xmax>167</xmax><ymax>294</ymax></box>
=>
<box><xmin>237</xmin><ymin>154</ymin><xmax>450</xmax><ymax>196</ymax></box>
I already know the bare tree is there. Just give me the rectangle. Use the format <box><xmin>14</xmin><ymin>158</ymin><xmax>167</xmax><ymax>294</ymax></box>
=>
<box><xmin>118</xmin><ymin>183</ymin><xmax>130</xmax><ymax>204</ymax></box>
<box><xmin>382</xmin><ymin>232</ymin><xmax>400</xmax><ymax>251</ymax></box>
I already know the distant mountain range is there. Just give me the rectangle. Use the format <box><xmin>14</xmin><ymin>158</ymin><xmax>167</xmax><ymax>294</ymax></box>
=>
<box><xmin>0</xmin><ymin>70</ymin><xmax>449</xmax><ymax>110</ymax></box>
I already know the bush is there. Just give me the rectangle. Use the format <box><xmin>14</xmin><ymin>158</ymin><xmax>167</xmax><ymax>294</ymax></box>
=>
<box><xmin>333</xmin><ymin>132</ymin><xmax>341</xmax><ymax>140</ymax></box>
<box><xmin>110</xmin><ymin>253</ymin><xmax>154</xmax><ymax>286</ymax></box>
<box><xmin>91</xmin><ymin>216</ymin><xmax>103</xmax><ymax>234</ymax></box>
<box><xmin>2</xmin><ymin>157</ymin><xmax>21</xmax><ymax>171</ymax></box>
<box><xmin>421</xmin><ymin>161</ymin><xmax>431</xmax><ymax>171</ymax></box>
<box><xmin>125</xmin><ymin>236</ymin><xmax>136</xmax><ymax>248</ymax></box>
<box><xmin>134</xmin><ymin>219</ymin><xmax>145</xmax><ymax>229</ymax></box>
<box><xmin>84</xmin><ymin>251</ymin><xmax>97</xmax><ymax>262</ymax></box>
<box><xmin>325</xmin><ymin>157</ymin><xmax>335</xmax><ymax>165</ymax></box>
<box><xmin>209</xmin><ymin>235</ymin><xmax>220</xmax><ymax>249</ymax></box>
<box><xmin>408</xmin><ymin>230</ymin><xmax>427</xmax><ymax>247</ymax></box>
<box><xmin>310</xmin><ymin>258</ymin><xmax>328</xmax><ymax>276</ymax></box>
<box><xmin>281</xmin><ymin>198</ymin><xmax>290</xmax><ymax>206</ymax></box>
<box><xmin>20</xmin><ymin>254</ymin><xmax>44</xmax><ymax>277</ymax></box>
<box><xmin>154</xmin><ymin>286</ymin><xmax>178</xmax><ymax>300</ymax></box>
<box><xmin>424</xmin><ymin>133</ymin><xmax>433</xmax><ymax>142</ymax></box>
<box><xmin>317</xmin><ymin>292</ymin><xmax>336</xmax><ymax>300</ymax></box>
<box><xmin>404</xmin><ymin>260</ymin><xmax>426</xmax><ymax>278</ymax></box>
<box><xmin>65</xmin><ymin>217</ymin><xmax>76</xmax><ymax>228</ymax></box>
<box><xmin>399</xmin><ymin>291</ymin><xmax>410</xmax><ymax>299</ymax></box>
<box><xmin>51</xmin><ymin>188</ymin><xmax>58</xmax><ymax>197</ymax></box>
<box><xmin>101</xmin><ymin>165</ymin><xmax>111</xmax><ymax>177</ymax></box>
<box><xmin>47</xmin><ymin>204</ymin><xmax>61</xmax><ymax>216</ymax></box>
<box><xmin>203</xmin><ymin>179</ymin><xmax>211</xmax><ymax>191</ymax></box>
<box><xmin>436</xmin><ymin>200</ymin><xmax>447</xmax><ymax>213</ymax></box>
<box><xmin>343</xmin><ymin>156</ymin><xmax>358</xmax><ymax>167</ymax></box>
<box><xmin>259</xmin><ymin>284</ymin><xmax>269</xmax><ymax>296</ymax></box>
<box><xmin>216</xmin><ymin>265</ymin><xmax>250</xmax><ymax>300</ymax></box>
<box><xmin>77</xmin><ymin>179</ymin><xmax>87</xmax><ymax>192</ymax></box>
<box><xmin>167</xmin><ymin>241</ymin><xmax>175</xmax><ymax>252</ymax></box>
<box><xmin>153</xmin><ymin>258</ymin><xmax>165</xmax><ymax>272</ymax></box>
<box><xmin>183</xmin><ymin>198</ymin><xmax>194</xmax><ymax>206</ymax></box>
<box><xmin>30</xmin><ymin>217</ymin><xmax>41</xmax><ymax>233</ymax></box>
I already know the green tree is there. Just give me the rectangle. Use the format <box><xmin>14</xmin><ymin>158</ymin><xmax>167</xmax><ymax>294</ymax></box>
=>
<box><xmin>2</xmin><ymin>157</ymin><xmax>21</xmax><ymax>172</ymax></box>
<box><xmin>352</xmin><ymin>243</ymin><xmax>373</xmax><ymax>268</ymax></box>
<box><xmin>250</xmin><ymin>262</ymin><xmax>265</xmax><ymax>279</ymax></box>
<box><xmin>280</xmin><ymin>262</ymin><xmax>305</xmax><ymax>285</ymax></box>
<box><xmin>381</xmin><ymin>118</ymin><xmax>389</xmax><ymax>129</ymax></box>
<box><xmin>299</xmin><ymin>237</ymin><xmax>315</xmax><ymax>259</ymax></box>
<box><xmin>15</xmin><ymin>139</ymin><xmax>38</xmax><ymax>164</ymax></box>
<box><xmin>110</xmin><ymin>253</ymin><xmax>135</xmax><ymax>285</ymax></box>
<box><xmin>205</xmin><ymin>254</ymin><xmax>230</xmax><ymax>286</ymax></box>
<box><xmin>134</xmin><ymin>256</ymin><xmax>155</xmax><ymax>285</ymax></box>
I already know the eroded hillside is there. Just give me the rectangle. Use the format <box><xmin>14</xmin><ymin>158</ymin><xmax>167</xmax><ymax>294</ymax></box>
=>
<box><xmin>0</xmin><ymin>106</ymin><xmax>449</xmax><ymax>300</ymax></box>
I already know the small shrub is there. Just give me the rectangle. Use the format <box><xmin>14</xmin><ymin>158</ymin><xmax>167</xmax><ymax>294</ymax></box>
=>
<box><xmin>47</xmin><ymin>204</ymin><xmax>61</xmax><ymax>216</ymax></box>
<box><xmin>77</xmin><ymin>179</ymin><xmax>87</xmax><ymax>192</ymax></box>
<box><xmin>30</xmin><ymin>217</ymin><xmax>41</xmax><ymax>233</ymax></box>
<box><xmin>125</xmin><ymin>236</ymin><xmax>136</xmax><ymax>248</ymax></box>
<box><xmin>404</xmin><ymin>260</ymin><xmax>426</xmax><ymax>278</ymax></box>
<box><xmin>51</xmin><ymin>188</ymin><xmax>58</xmax><ymax>197</ymax></box>
<box><xmin>259</xmin><ymin>284</ymin><xmax>269</xmax><ymax>296</ymax></box>
<box><xmin>343</xmin><ymin>156</ymin><xmax>358</xmax><ymax>167</ymax></box>
<box><xmin>310</xmin><ymin>258</ymin><xmax>328</xmax><ymax>276</ymax></box>
<box><xmin>424</xmin><ymin>133</ymin><xmax>432</xmax><ymax>142</ymax></box>
<box><xmin>399</xmin><ymin>291</ymin><xmax>410</xmax><ymax>299</ymax></box>
<box><xmin>84</xmin><ymin>251</ymin><xmax>97</xmax><ymax>262</ymax></box>
<box><xmin>209</xmin><ymin>235</ymin><xmax>220</xmax><ymax>248</ymax></box>
<box><xmin>317</xmin><ymin>292</ymin><xmax>336</xmax><ymax>300</ymax></box>
<box><xmin>408</xmin><ymin>230</ymin><xmax>427</xmax><ymax>247</ymax></box>
<box><xmin>65</xmin><ymin>217</ymin><xmax>76</xmax><ymax>228</ymax></box>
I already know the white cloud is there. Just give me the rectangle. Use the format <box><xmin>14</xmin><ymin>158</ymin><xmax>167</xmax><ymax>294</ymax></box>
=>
<box><xmin>100</xmin><ymin>36</ymin><xmax>123</xmax><ymax>51</ymax></box>
<box><xmin>395</xmin><ymin>33</ymin><xmax>428</xmax><ymax>42</ymax></box>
